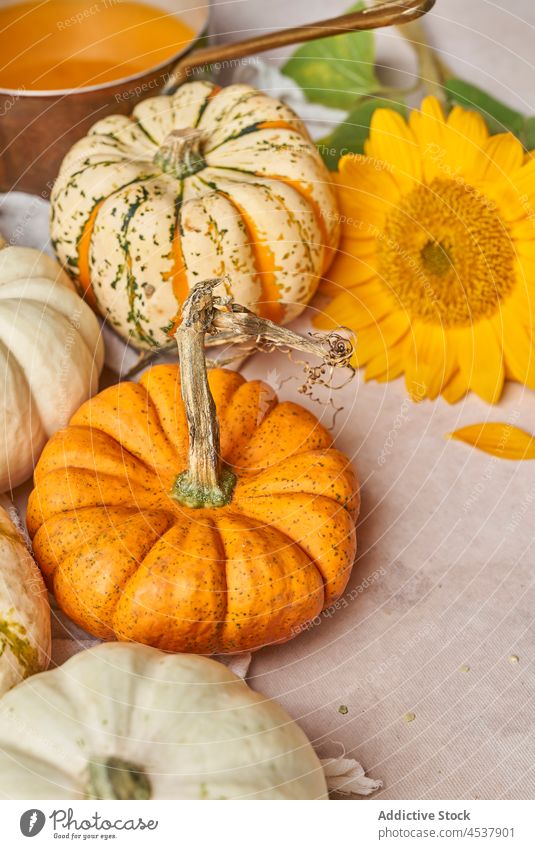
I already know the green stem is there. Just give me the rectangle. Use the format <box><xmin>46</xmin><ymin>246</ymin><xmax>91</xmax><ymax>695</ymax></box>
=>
<box><xmin>397</xmin><ymin>18</ymin><xmax>452</xmax><ymax>101</ymax></box>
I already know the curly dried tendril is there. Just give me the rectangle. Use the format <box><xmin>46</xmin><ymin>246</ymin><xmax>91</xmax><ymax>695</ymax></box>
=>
<box><xmin>258</xmin><ymin>328</ymin><xmax>356</xmax><ymax>430</ymax></box>
<box><xmin>320</xmin><ymin>330</ymin><xmax>354</xmax><ymax>368</ymax></box>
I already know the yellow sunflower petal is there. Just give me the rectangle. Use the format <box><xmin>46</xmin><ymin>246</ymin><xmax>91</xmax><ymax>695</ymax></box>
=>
<box><xmin>375</xmin><ymin>357</ymin><xmax>406</xmax><ymax>382</ymax></box>
<box><xmin>501</xmin><ymin>273</ymin><xmax>535</xmax><ymax>326</ymax></box>
<box><xmin>336</xmin><ymin>156</ymin><xmax>401</xmax><ymax>233</ymax></box>
<box><xmin>314</xmin><ymin>283</ymin><xmax>379</xmax><ymax>327</ymax></box>
<box><xmin>342</xmin><ymin>236</ymin><xmax>377</xmax><ymax>255</ymax></box>
<box><xmin>511</xmin><ymin>218</ymin><xmax>535</xmax><ymax>241</ymax></box>
<box><xmin>488</xmin><ymin>157</ymin><xmax>535</xmax><ymax>220</ymax></box>
<box><xmin>409</xmin><ymin>96</ymin><xmax>447</xmax><ymax>182</ymax></box>
<box><xmin>441</xmin><ymin>370</ymin><xmax>469</xmax><ymax>404</ymax></box>
<box><xmin>403</xmin><ymin>322</ymin><xmax>452</xmax><ymax>401</ymax></box>
<box><xmin>455</xmin><ymin>321</ymin><xmax>505</xmax><ymax>404</ymax></box>
<box><xmin>312</xmin><ymin>311</ymin><xmax>338</xmax><ymax>331</ymax></box>
<box><xmin>447</xmin><ymin>423</ymin><xmax>535</xmax><ymax>459</ymax></box>
<box><xmin>510</xmin><ymin>156</ymin><xmax>535</xmax><ymax>199</ymax></box>
<box><xmin>517</xmin><ymin>254</ymin><xmax>535</xmax><ymax>288</ymax></box>
<box><xmin>471</xmin><ymin>133</ymin><xmax>525</xmax><ymax>183</ymax></box>
<box><xmin>326</xmin><ymin>250</ymin><xmax>380</xmax><ymax>290</ymax></box>
<box><xmin>502</xmin><ymin>308</ymin><xmax>535</xmax><ymax>388</ymax></box>
<box><xmin>444</xmin><ymin>106</ymin><xmax>489</xmax><ymax>176</ymax></box>
<box><xmin>337</xmin><ymin>154</ymin><xmax>401</xmax><ymax>199</ymax></box>
<box><xmin>335</xmin><ymin>186</ymin><xmax>389</xmax><ymax>232</ymax></box>
<box><xmin>514</xmin><ymin>240</ymin><xmax>535</xmax><ymax>260</ymax></box>
<box><xmin>352</xmin><ymin>312</ymin><xmax>410</xmax><ymax>367</ymax></box>
<box><xmin>313</xmin><ymin>286</ymin><xmax>393</xmax><ymax>332</ymax></box>
<box><xmin>328</xmin><ymin>288</ymin><xmax>394</xmax><ymax>330</ymax></box>
<box><xmin>365</xmin><ymin>109</ymin><xmax>422</xmax><ymax>192</ymax></box>
<box><xmin>364</xmin><ymin>338</ymin><xmax>407</xmax><ymax>381</ymax></box>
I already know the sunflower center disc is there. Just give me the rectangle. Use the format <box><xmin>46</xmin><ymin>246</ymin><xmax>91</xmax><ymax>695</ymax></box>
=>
<box><xmin>378</xmin><ymin>178</ymin><xmax>516</xmax><ymax>326</ymax></box>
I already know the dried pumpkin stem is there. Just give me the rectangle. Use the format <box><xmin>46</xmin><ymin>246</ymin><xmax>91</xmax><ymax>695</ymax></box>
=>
<box><xmin>154</xmin><ymin>129</ymin><xmax>207</xmax><ymax>179</ymax></box>
<box><xmin>171</xmin><ymin>278</ymin><xmax>354</xmax><ymax>509</ymax></box>
<box><xmin>211</xmin><ymin>307</ymin><xmax>353</xmax><ymax>367</ymax></box>
<box><xmin>172</xmin><ymin>281</ymin><xmax>236</xmax><ymax>508</ymax></box>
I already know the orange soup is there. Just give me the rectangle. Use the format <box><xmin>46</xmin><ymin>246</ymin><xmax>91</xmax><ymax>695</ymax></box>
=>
<box><xmin>0</xmin><ymin>0</ymin><xmax>195</xmax><ymax>90</ymax></box>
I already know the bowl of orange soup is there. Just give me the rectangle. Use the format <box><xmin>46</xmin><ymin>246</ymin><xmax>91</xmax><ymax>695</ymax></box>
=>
<box><xmin>0</xmin><ymin>0</ymin><xmax>209</xmax><ymax>194</ymax></box>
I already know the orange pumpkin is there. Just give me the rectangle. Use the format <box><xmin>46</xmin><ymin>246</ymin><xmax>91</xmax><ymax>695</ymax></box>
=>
<box><xmin>27</xmin><ymin>282</ymin><xmax>358</xmax><ymax>653</ymax></box>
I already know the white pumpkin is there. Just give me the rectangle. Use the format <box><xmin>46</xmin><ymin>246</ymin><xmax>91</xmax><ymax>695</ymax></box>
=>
<box><xmin>0</xmin><ymin>497</ymin><xmax>50</xmax><ymax>696</ymax></box>
<box><xmin>0</xmin><ymin>642</ymin><xmax>327</xmax><ymax>799</ymax></box>
<box><xmin>50</xmin><ymin>80</ymin><xmax>339</xmax><ymax>349</ymax></box>
<box><xmin>0</xmin><ymin>242</ymin><xmax>105</xmax><ymax>490</ymax></box>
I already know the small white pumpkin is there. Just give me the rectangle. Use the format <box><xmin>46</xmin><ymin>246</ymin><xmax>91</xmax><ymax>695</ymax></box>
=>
<box><xmin>0</xmin><ymin>497</ymin><xmax>50</xmax><ymax>696</ymax></box>
<box><xmin>0</xmin><ymin>642</ymin><xmax>327</xmax><ymax>800</ymax></box>
<box><xmin>0</xmin><ymin>241</ymin><xmax>105</xmax><ymax>489</ymax></box>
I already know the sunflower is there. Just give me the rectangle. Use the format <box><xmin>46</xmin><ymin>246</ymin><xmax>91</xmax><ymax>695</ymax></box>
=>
<box><xmin>315</xmin><ymin>96</ymin><xmax>535</xmax><ymax>403</ymax></box>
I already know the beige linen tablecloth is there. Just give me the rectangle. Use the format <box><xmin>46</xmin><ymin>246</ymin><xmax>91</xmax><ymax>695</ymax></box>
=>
<box><xmin>209</xmin><ymin>0</ymin><xmax>535</xmax><ymax>799</ymax></box>
<box><xmin>3</xmin><ymin>0</ymin><xmax>535</xmax><ymax>800</ymax></box>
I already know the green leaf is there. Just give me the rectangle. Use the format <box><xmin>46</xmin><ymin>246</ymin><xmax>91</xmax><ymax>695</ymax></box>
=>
<box><xmin>281</xmin><ymin>2</ymin><xmax>379</xmax><ymax>110</ymax></box>
<box><xmin>317</xmin><ymin>97</ymin><xmax>407</xmax><ymax>171</ymax></box>
<box><xmin>523</xmin><ymin>117</ymin><xmax>535</xmax><ymax>151</ymax></box>
<box><xmin>445</xmin><ymin>78</ymin><xmax>526</xmax><ymax>138</ymax></box>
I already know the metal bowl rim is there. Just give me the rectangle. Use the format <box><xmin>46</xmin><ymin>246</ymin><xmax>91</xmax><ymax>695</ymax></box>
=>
<box><xmin>0</xmin><ymin>9</ymin><xmax>209</xmax><ymax>98</ymax></box>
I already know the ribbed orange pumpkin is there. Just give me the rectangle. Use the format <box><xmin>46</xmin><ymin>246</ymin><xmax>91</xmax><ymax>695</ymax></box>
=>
<box><xmin>27</xmin><ymin>284</ymin><xmax>358</xmax><ymax>654</ymax></box>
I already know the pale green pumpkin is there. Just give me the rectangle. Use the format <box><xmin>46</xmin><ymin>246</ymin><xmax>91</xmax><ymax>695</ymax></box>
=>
<box><xmin>0</xmin><ymin>642</ymin><xmax>328</xmax><ymax>799</ymax></box>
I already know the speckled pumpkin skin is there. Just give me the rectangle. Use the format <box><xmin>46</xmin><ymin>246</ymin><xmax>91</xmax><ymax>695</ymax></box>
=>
<box><xmin>27</xmin><ymin>366</ymin><xmax>358</xmax><ymax>653</ymax></box>
<box><xmin>50</xmin><ymin>81</ymin><xmax>340</xmax><ymax>349</ymax></box>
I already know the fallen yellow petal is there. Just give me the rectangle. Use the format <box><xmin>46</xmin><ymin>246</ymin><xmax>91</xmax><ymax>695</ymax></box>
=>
<box><xmin>447</xmin><ymin>423</ymin><xmax>535</xmax><ymax>459</ymax></box>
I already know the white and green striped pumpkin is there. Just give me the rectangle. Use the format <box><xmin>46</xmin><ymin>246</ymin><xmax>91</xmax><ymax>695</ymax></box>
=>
<box><xmin>50</xmin><ymin>81</ymin><xmax>339</xmax><ymax>349</ymax></box>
